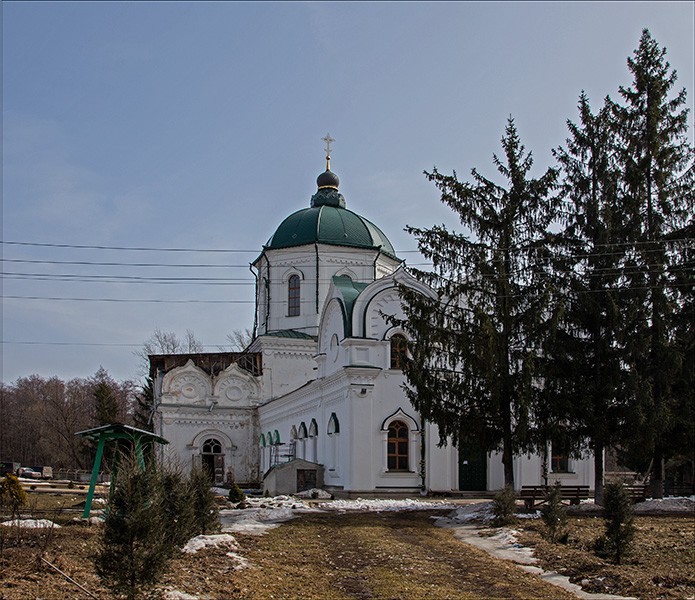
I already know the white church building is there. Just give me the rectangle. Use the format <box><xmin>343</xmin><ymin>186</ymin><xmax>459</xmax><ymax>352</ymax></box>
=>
<box><xmin>150</xmin><ymin>147</ymin><xmax>595</xmax><ymax>496</ymax></box>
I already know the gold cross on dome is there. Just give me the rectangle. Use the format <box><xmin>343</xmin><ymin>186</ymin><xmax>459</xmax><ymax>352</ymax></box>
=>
<box><xmin>322</xmin><ymin>133</ymin><xmax>335</xmax><ymax>157</ymax></box>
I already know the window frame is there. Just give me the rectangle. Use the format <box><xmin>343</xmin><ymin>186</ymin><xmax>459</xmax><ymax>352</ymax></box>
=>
<box><xmin>288</xmin><ymin>274</ymin><xmax>301</xmax><ymax>317</ymax></box>
<box><xmin>550</xmin><ymin>439</ymin><xmax>571</xmax><ymax>473</ymax></box>
<box><xmin>390</xmin><ymin>334</ymin><xmax>408</xmax><ymax>370</ymax></box>
<box><xmin>387</xmin><ymin>420</ymin><xmax>410</xmax><ymax>471</ymax></box>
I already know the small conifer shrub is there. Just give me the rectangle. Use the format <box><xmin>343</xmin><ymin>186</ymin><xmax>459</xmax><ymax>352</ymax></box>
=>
<box><xmin>95</xmin><ymin>455</ymin><xmax>174</xmax><ymax>600</ymax></box>
<box><xmin>189</xmin><ymin>466</ymin><xmax>220</xmax><ymax>535</ymax></box>
<box><xmin>594</xmin><ymin>482</ymin><xmax>635</xmax><ymax>564</ymax></box>
<box><xmin>161</xmin><ymin>467</ymin><xmax>195</xmax><ymax>548</ymax></box>
<box><xmin>0</xmin><ymin>474</ymin><xmax>28</xmax><ymax>519</ymax></box>
<box><xmin>492</xmin><ymin>485</ymin><xmax>518</xmax><ymax>526</ymax></box>
<box><xmin>540</xmin><ymin>483</ymin><xmax>568</xmax><ymax>543</ymax></box>
<box><xmin>228</xmin><ymin>481</ymin><xmax>246</xmax><ymax>504</ymax></box>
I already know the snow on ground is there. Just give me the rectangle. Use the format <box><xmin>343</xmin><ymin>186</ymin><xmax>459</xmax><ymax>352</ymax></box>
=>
<box><xmin>633</xmin><ymin>496</ymin><xmax>695</xmax><ymax>513</ymax></box>
<box><xmin>569</xmin><ymin>496</ymin><xmax>695</xmax><ymax>514</ymax></box>
<box><xmin>220</xmin><ymin>495</ymin><xmax>321</xmax><ymax>535</ymax></box>
<box><xmin>442</xmin><ymin>501</ymin><xmax>496</xmax><ymax>523</ymax></box>
<box><xmin>317</xmin><ymin>497</ymin><xmax>456</xmax><ymax>512</ymax></box>
<box><xmin>296</xmin><ymin>487</ymin><xmax>333</xmax><ymax>499</ymax></box>
<box><xmin>182</xmin><ymin>533</ymin><xmax>251</xmax><ymax>573</ymax></box>
<box><xmin>163</xmin><ymin>590</ymin><xmax>198</xmax><ymax>600</ymax></box>
<box><xmin>0</xmin><ymin>519</ymin><xmax>60</xmax><ymax>528</ymax></box>
<box><xmin>182</xmin><ymin>533</ymin><xmax>239</xmax><ymax>554</ymax></box>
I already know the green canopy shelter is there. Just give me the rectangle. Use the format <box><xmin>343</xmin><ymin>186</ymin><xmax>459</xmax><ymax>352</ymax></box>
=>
<box><xmin>75</xmin><ymin>423</ymin><xmax>168</xmax><ymax>518</ymax></box>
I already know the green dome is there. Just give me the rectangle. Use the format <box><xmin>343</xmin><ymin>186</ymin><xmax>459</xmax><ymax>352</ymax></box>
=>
<box><xmin>264</xmin><ymin>169</ymin><xmax>398</xmax><ymax>259</ymax></box>
<box><xmin>266</xmin><ymin>204</ymin><xmax>397</xmax><ymax>258</ymax></box>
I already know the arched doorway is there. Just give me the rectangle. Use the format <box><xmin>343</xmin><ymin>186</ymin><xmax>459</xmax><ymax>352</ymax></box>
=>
<box><xmin>201</xmin><ymin>437</ymin><xmax>224</xmax><ymax>485</ymax></box>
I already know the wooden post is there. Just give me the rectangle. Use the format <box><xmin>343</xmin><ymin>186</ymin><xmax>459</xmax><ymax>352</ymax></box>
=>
<box><xmin>83</xmin><ymin>435</ymin><xmax>106</xmax><ymax>519</ymax></box>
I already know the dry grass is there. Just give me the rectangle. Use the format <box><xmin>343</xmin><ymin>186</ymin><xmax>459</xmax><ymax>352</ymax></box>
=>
<box><xmin>1</xmin><ymin>491</ymin><xmax>693</xmax><ymax>599</ymax></box>
<box><xmin>0</xmin><ymin>495</ymin><xmax>573</xmax><ymax>600</ymax></box>
<box><xmin>517</xmin><ymin>513</ymin><xmax>695</xmax><ymax>599</ymax></box>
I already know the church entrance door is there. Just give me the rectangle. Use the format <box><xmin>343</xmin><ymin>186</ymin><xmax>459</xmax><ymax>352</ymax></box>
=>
<box><xmin>201</xmin><ymin>438</ymin><xmax>225</xmax><ymax>485</ymax></box>
<box><xmin>458</xmin><ymin>443</ymin><xmax>487</xmax><ymax>491</ymax></box>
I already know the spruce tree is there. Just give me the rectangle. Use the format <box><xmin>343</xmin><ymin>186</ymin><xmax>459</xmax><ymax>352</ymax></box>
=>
<box><xmin>93</xmin><ymin>380</ymin><xmax>119</xmax><ymax>426</ymax></box>
<box><xmin>133</xmin><ymin>377</ymin><xmax>155</xmax><ymax>432</ymax></box>
<box><xmin>541</xmin><ymin>482</ymin><xmax>568</xmax><ymax>543</ymax></box>
<box><xmin>612</xmin><ymin>30</ymin><xmax>694</xmax><ymax>498</ymax></box>
<box><xmin>594</xmin><ymin>482</ymin><xmax>635</xmax><ymax>565</ymax></box>
<box><xmin>95</xmin><ymin>455</ymin><xmax>174</xmax><ymax>599</ymax></box>
<box><xmin>548</xmin><ymin>94</ymin><xmax>628</xmax><ymax>505</ymax></box>
<box><xmin>398</xmin><ymin>118</ymin><xmax>557</xmax><ymax>487</ymax></box>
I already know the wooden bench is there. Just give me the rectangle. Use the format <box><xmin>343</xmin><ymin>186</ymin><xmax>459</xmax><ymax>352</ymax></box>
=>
<box><xmin>666</xmin><ymin>484</ymin><xmax>694</xmax><ymax>497</ymax></box>
<box><xmin>623</xmin><ymin>484</ymin><xmax>647</xmax><ymax>503</ymax></box>
<box><xmin>520</xmin><ymin>485</ymin><xmax>590</xmax><ymax>510</ymax></box>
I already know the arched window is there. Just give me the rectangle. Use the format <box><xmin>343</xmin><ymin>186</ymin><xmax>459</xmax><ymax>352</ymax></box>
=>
<box><xmin>202</xmin><ymin>438</ymin><xmax>222</xmax><ymax>454</ymax></box>
<box><xmin>387</xmin><ymin>420</ymin><xmax>409</xmax><ymax>471</ymax></box>
<box><xmin>288</xmin><ymin>274</ymin><xmax>301</xmax><ymax>316</ymax></box>
<box><xmin>327</xmin><ymin>413</ymin><xmax>340</xmax><ymax>435</ymax></box>
<box><xmin>390</xmin><ymin>334</ymin><xmax>408</xmax><ymax>370</ymax></box>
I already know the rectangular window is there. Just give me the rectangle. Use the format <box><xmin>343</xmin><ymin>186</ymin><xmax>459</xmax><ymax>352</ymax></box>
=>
<box><xmin>551</xmin><ymin>440</ymin><xmax>570</xmax><ymax>473</ymax></box>
<box><xmin>288</xmin><ymin>275</ymin><xmax>300</xmax><ymax>317</ymax></box>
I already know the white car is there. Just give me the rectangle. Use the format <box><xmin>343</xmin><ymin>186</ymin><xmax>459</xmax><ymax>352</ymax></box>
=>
<box><xmin>18</xmin><ymin>467</ymin><xmax>42</xmax><ymax>479</ymax></box>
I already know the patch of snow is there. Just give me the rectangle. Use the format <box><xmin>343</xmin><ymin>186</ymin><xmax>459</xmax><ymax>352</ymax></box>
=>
<box><xmin>70</xmin><ymin>516</ymin><xmax>102</xmax><ymax>526</ymax></box>
<box><xmin>295</xmin><ymin>488</ymin><xmax>333</xmax><ymax>499</ymax></box>
<box><xmin>182</xmin><ymin>533</ymin><xmax>238</xmax><ymax>554</ymax></box>
<box><xmin>569</xmin><ymin>496</ymin><xmax>695</xmax><ymax>514</ymax></box>
<box><xmin>163</xmin><ymin>590</ymin><xmax>198</xmax><ymax>600</ymax></box>
<box><xmin>244</xmin><ymin>495</ymin><xmax>313</xmax><ymax>510</ymax></box>
<box><xmin>633</xmin><ymin>496</ymin><xmax>695</xmax><ymax>513</ymax></box>
<box><xmin>517</xmin><ymin>510</ymin><xmax>541</xmax><ymax>519</ymax></box>
<box><xmin>225</xmin><ymin>551</ymin><xmax>251</xmax><ymax>569</ymax></box>
<box><xmin>0</xmin><ymin>519</ymin><xmax>60</xmax><ymax>529</ymax></box>
<box><xmin>318</xmin><ymin>497</ymin><xmax>455</xmax><ymax>512</ymax></box>
<box><xmin>444</xmin><ymin>501</ymin><xmax>495</xmax><ymax>523</ymax></box>
<box><xmin>220</xmin><ymin>496</ymin><xmax>321</xmax><ymax>535</ymax></box>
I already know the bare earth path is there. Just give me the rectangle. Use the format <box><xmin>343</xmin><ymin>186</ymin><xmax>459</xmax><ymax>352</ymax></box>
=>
<box><xmin>161</xmin><ymin>510</ymin><xmax>577</xmax><ymax>599</ymax></box>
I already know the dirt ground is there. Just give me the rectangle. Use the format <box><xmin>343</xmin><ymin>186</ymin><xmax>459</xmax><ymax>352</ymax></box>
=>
<box><xmin>1</xmin><ymin>493</ymin><xmax>693</xmax><ymax>599</ymax></box>
<box><xmin>517</xmin><ymin>512</ymin><xmax>695</xmax><ymax>599</ymax></box>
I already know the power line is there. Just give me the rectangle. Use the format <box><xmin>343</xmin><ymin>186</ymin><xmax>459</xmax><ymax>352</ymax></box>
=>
<box><xmin>3</xmin><ymin>274</ymin><xmax>254</xmax><ymax>286</ymax></box>
<box><xmin>1</xmin><ymin>271</ymin><xmax>252</xmax><ymax>282</ymax></box>
<box><xmin>2</xmin><ymin>258</ymin><xmax>251</xmax><ymax>268</ymax></box>
<box><xmin>2</xmin><ymin>238</ymin><xmax>691</xmax><ymax>253</ymax></box>
<box><xmin>2</xmin><ymin>295</ymin><xmax>254</xmax><ymax>304</ymax></box>
<box><xmin>1</xmin><ymin>240</ymin><xmax>257</xmax><ymax>253</ymax></box>
<box><xmin>1</xmin><ymin>340</ymin><xmax>235</xmax><ymax>348</ymax></box>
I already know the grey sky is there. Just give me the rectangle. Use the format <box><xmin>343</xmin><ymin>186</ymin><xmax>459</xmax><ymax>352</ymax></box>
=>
<box><xmin>2</xmin><ymin>2</ymin><xmax>693</xmax><ymax>384</ymax></box>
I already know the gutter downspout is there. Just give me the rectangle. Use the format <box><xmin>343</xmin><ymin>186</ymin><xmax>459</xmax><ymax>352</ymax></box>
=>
<box><xmin>419</xmin><ymin>416</ymin><xmax>427</xmax><ymax>494</ymax></box>
<box><xmin>261</xmin><ymin>250</ymin><xmax>271</xmax><ymax>330</ymax></box>
<box><xmin>249</xmin><ymin>262</ymin><xmax>259</xmax><ymax>339</ymax></box>
<box><xmin>315</xmin><ymin>242</ymin><xmax>320</xmax><ymax>315</ymax></box>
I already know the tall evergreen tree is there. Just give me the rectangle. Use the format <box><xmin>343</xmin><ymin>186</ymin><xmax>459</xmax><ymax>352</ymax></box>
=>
<box><xmin>133</xmin><ymin>377</ymin><xmax>154</xmax><ymax>432</ymax></box>
<box><xmin>93</xmin><ymin>381</ymin><xmax>119</xmax><ymax>426</ymax></box>
<box><xmin>612</xmin><ymin>30</ymin><xmax>694</xmax><ymax>497</ymax></box>
<box><xmin>548</xmin><ymin>93</ymin><xmax>628</xmax><ymax>505</ymax></box>
<box><xmin>398</xmin><ymin>118</ymin><xmax>557</xmax><ymax>487</ymax></box>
